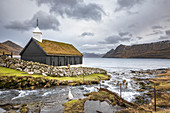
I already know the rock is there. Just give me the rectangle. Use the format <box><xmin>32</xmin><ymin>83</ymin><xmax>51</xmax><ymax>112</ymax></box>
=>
<box><xmin>13</xmin><ymin>105</ymin><xmax>21</xmax><ymax>109</ymax></box>
<box><xmin>0</xmin><ymin>108</ymin><xmax>6</xmax><ymax>113</ymax></box>
<box><xmin>16</xmin><ymin>68</ymin><xmax>22</xmax><ymax>71</ymax></box>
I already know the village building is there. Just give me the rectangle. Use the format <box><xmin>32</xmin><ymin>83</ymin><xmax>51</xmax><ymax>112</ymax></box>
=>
<box><xmin>20</xmin><ymin>20</ymin><xmax>83</xmax><ymax>66</ymax></box>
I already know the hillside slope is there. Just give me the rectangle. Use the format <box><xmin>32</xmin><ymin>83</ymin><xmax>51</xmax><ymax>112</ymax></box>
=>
<box><xmin>103</xmin><ymin>40</ymin><xmax>170</xmax><ymax>59</ymax></box>
<box><xmin>0</xmin><ymin>40</ymin><xmax>23</xmax><ymax>55</ymax></box>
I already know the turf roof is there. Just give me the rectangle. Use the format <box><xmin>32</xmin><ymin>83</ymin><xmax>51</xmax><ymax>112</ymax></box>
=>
<box><xmin>37</xmin><ymin>39</ymin><xmax>82</xmax><ymax>56</ymax></box>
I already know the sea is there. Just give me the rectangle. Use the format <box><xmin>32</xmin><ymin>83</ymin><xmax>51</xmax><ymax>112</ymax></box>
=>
<box><xmin>0</xmin><ymin>58</ymin><xmax>170</xmax><ymax>112</ymax></box>
<box><xmin>83</xmin><ymin>58</ymin><xmax>170</xmax><ymax>72</ymax></box>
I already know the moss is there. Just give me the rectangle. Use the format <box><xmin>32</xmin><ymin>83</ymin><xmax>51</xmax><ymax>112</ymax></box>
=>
<box><xmin>63</xmin><ymin>99</ymin><xmax>85</xmax><ymax>113</ymax></box>
<box><xmin>136</xmin><ymin>89</ymin><xmax>146</xmax><ymax>92</ymax></box>
<box><xmin>63</xmin><ymin>88</ymin><xmax>138</xmax><ymax>113</ymax></box>
<box><xmin>20</xmin><ymin>104</ymin><xmax>28</xmax><ymax>113</ymax></box>
<box><xmin>37</xmin><ymin>39</ymin><xmax>82</xmax><ymax>56</ymax></box>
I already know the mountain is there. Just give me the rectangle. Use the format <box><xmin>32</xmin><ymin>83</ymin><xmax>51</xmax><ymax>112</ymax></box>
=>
<box><xmin>0</xmin><ymin>40</ymin><xmax>23</xmax><ymax>55</ymax></box>
<box><xmin>83</xmin><ymin>52</ymin><xmax>104</xmax><ymax>58</ymax></box>
<box><xmin>103</xmin><ymin>40</ymin><xmax>170</xmax><ymax>59</ymax></box>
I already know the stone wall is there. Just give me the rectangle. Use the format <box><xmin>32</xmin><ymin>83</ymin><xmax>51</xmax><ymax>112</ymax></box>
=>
<box><xmin>0</xmin><ymin>56</ymin><xmax>107</xmax><ymax>77</ymax></box>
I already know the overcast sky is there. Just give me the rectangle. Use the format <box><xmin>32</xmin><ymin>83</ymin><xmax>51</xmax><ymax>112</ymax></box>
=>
<box><xmin>0</xmin><ymin>0</ymin><xmax>170</xmax><ymax>54</ymax></box>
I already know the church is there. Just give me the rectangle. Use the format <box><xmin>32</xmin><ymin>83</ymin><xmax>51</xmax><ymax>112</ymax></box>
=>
<box><xmin>20</xmin><ymin>20</ymin><xmax>83</xmax><ymax>66</ymax></box>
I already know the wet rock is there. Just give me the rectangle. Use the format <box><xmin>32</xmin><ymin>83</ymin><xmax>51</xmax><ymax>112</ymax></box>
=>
<box><xmin>0</xmin><ymin>108</ymin><xmax>6</xmax><ymax>113</ymax></box>
<box><xmin>0</xmin><ymin>104</ymin><xmax>13</xmax><ymax>111</ymax></box>
<box><xmin>13</xmin><ymin>105</ymin><xmax>21</xmax><ymax>109</ymax></box>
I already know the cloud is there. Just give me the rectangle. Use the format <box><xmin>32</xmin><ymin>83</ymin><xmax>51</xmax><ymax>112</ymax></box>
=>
<box><xmin>128</xmin><ymin>24</ymin><xmax>136</xmax><ymax>29</ymax></box>
<box><xmin>5</xmin><ymin>21</ymin><xmax>30</xmax><ymax>31</ymax></box>
<box><xmin>165</xmin><ymin>30</ymin><xmax>170</xmax><ymax>36</ymax></box>
<box><xmin>81</xmin><ymin>44</ymin><xmax>104</xmax><ymax>51</ymax></box>
<box><xmin>115</xmin><ymin>0</ymin><xmax>143</xmax><ymax>12</ymax></box>
<box><xmin>4</xmin><ymin>11</ymin><xmax>60</xmax><ymax>31</ymax></box>
<box><xmin>152</xmin><ymin>25</ymin><xmax>163</xmax><ymax>29</ymax></box>
<box><xmin>35</xmin><ymin>0</ymin><xmax>105</xmax><ymax>21</ymax></box>
<box><xmin>146</xmin><ymin>30</ymin><xmax>164</xmax><ymax>36</ymax></box>
<box><xmin>99</xmin><ymin>35</ymin><xmax>131</xmax><ymax>44</ymax></box>
<box><xmin>159</xmin><ymin>36</ymin><xmax>169</xmax><ymax>40</ymax></box>
<box><xmin>80</xmin><ymin>32</ymin><xmax>94</xmax><ymax>37</ymax></box>
<box><xmin>137</xmin><ymin>37</ymin><xmax>142</xmax><ymax>40</ymax></box>
<box><xmin>119</xmin><ymin>32</ymin><xmax>129</xmax><ymax>37</ymax></box>
<box><xmin>119</xmin><ymin>31</ymin><xmax>133</xmax><ymax>38</ymax></box>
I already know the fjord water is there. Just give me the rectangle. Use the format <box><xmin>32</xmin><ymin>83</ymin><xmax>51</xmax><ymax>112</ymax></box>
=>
<box><xmin>83</xmin><ymin>58</ymin><xmax>170</xmax><ymax>72</ymax></box>
<box><xmin>0</xmin><ymin>58</ymin><xmax>170</xmax><ymax>112</ymax></box>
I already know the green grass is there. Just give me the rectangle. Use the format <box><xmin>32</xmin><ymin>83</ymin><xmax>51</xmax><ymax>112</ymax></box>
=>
<box><xmin>0</xmin><ymin>66</ymin><xmax>109</xmax><ymax>81</ymax></box>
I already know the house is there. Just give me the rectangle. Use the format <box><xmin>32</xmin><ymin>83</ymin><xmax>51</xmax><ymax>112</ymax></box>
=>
<box><xmin>20</xmin><ymin>20</ymin><xmax>83</xmax><ymax>66</ymax></box>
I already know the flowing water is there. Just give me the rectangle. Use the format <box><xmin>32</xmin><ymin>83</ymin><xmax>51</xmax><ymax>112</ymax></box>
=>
<box><xmin>1</xmin><ymin>58</ymin><xmax>170</xmax><ymax>112</ymax></box>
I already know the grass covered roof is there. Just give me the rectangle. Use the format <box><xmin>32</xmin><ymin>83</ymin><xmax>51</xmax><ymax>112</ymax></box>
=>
<box><xmin>37</xmin><ymin>39</ymin><xmax>82</xmax><ymax>56</ymax></box>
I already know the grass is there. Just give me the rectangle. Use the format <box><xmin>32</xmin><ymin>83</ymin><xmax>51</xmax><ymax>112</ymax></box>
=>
<box><xmin>150</xmin><ymin>69</ymin><xmax>170</xmax><ymax>91</ymax></box>
<box><xmin>0</xmin><ymin>66</ymin><xmax>109</xmax><ymax>82</ymax></box>
<box><xmin>63</xmin><ymin>99</ymin><xmax>85</xmax><ymax>113</ymax></box>
<box><xmin>37</xmin><ymin>39</ymin><xmax>82</xmax><ymax>56</ymax></box>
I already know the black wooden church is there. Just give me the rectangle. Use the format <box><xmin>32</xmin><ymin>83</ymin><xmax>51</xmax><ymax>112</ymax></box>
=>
<box><xmin>20</xmin><ymin>20</ymin><xmax>83</xmax><ymax>66</ymax></box>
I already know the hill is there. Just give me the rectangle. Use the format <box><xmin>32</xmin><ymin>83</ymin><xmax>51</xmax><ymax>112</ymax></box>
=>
<box><xmin>0</xmin><ymin>40</ymin><xmax>23</xmax><ymax>55</ymax></box>
<box><xmin>103</xmin><ymin>40</ymin><xmax>170</xmax><ymax>59</ymax></box>
<box><xmin>83</xmin><ymin>52</ymin><xmax>104</xmax><ymax>58</ymax></box>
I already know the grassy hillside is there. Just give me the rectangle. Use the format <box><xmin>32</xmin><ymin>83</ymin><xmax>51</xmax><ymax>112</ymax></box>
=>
<box><xmin>0</xmin><ymin>40</ymin><xmax>23</xmax><ymax>55</ymax></box>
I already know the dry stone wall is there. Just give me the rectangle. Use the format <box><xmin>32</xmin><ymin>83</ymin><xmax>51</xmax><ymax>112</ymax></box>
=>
<box><xmin>0</xmin><ymin>56</ymin><xmax>107</xmax><ymax>77</ymax></box>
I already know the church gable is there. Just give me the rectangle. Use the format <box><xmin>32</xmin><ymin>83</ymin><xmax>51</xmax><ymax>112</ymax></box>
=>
<box><xmin>20</xmin><ymin>38</ymin><xmax>46</xmax><ymax>56</ymax></box>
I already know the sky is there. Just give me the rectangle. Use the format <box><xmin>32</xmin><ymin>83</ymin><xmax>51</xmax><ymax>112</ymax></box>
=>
<box><xmin>0</xmin><ymin>0</ymin><xmax>170</xmax><ymax>54</ymax></box>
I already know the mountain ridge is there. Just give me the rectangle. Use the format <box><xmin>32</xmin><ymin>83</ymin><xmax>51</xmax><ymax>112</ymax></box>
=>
<box><xmin>103</xmin><ymin>40</ymin><xmax>170</xmax><ymax>59</ymax></box>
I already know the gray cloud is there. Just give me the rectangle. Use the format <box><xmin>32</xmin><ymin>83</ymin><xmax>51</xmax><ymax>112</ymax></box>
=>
<box><xmin>159</xmin><ymin>36</ymin><xmax>169</xmax><ymax>40</ymax></box>
<box><xmin>119</xmin><ymin>32</ymin><xmax>129</xmax><ymax>37</ymax></box>
<box><xmin>146</xmin><ymin>30</ymin><xmax>164</xmax><ymax>36</ymax></box>
<box><xmin>137</xmin><ymin>37</ymin><xmax>142</xmax><ymax>40</ymax></box>
<box><xmin>4</xmin><ymin>11</ymin><xmax>60</xmax><ymax>31</ymax></box>
<box><xmin>165</xmin><ymin>30</ymin><xmax>170</xmax><ymax>35</ymax></box>
<box><xmin>5</xmin><ymin>21</ymin><xmax>30</xmax><ymax>31</ymax></box>
<box><xmin>99</xmin><ymin>35</ymin><xmax>131</xmax><ymax>44</ymax></box>
<box><xmin>115</xmin><ymin>0</ymin><xmax>143</xmax><ymax>12</ymax></box>
<box><xmin>128</xmin><ymin>24</ymin><xmax>136</xmax><ymax>28</ymax></box>
<box><xmin>35</xmin><ymin>0</ymin><xmax>105</xmax><ymax>21</ymax></box>
<box><xmin>119</xmin><ymin>31</ymin><xmax>133</xmax><ymax>37</ymax></box>
<box><xmin>152</xmin><ymin>25</ymin><xmax>163</xmax><ymax>29</ymax></box>
<box><xmin>81</xmin><ymin>32</ymin><xmax>94</xmax><ymax>37</ymax></box>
